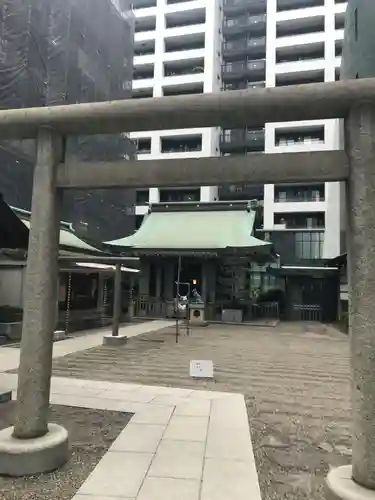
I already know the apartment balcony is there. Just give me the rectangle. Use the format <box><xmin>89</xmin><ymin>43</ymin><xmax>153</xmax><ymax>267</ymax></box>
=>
<box><xmin>220</xmin><ymin>128</ymin><xmax>265</xmax><ymax>153</ymax></box>
<box><xmin>223</xmin><ymin>37</ymin><xmax>266</xmax><ymax>60</ymax></box>
<box><xmin>223</xmin><ymin>0</ymin><xmax>267</xmax><ymax>16</ymax></box>
<box><xmin>222</xmin><ymin>80</ymin><xmax>265</xmax><ymax>91</ymax></box>
<box><xmin>274</xmin><ymin>213</ymin><xmax>325</xmax><ymax>230</ymax></box>
<box><xmin>223</xmin><ymin>14</ymin><xmax>266</xmax><ymax>36</ymax></box>
<box><xmin>219</xmin><ymin>183</ymin><xmax>264</xmax><ymax>202</ymax></box>
<box><xmin>222</xmin><ymin>59</ymin><xmax>266</xmax><ymax>82</ymax></box>
<box><xmin>274</xmin><ymin>193</ymin><xmax>325</xmax><ymax>204</ymax></box>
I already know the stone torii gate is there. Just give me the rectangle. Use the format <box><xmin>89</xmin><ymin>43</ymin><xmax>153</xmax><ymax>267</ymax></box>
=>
<box><xmin>0</xmin><ymin>79</ymin><xmax>373</xmax><ymax>500</ymax></box>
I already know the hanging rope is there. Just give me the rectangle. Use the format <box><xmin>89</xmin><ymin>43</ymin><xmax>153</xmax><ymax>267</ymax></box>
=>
<box><xmin>64</xmin><ymin>272</ymin><xmax>72</xmax><ymax>335</ymax></box>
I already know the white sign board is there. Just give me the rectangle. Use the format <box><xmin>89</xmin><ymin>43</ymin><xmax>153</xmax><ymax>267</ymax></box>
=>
<box><xmin>189</xmin><ymin>360</ymin><xmax>214</xmax><ymax>379</ymax></box>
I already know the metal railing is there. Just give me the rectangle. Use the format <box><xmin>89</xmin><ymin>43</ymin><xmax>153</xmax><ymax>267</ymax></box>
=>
<box><xmin>292</xmin><ymin>304</ymin><xmax>322</xmax><ymax>322</ymax></box>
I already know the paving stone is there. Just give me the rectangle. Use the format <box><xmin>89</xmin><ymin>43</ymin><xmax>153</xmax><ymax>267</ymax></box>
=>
<box><xmin>77</xmin><ymin>451</ymin><xmax>153</xmax><ymax>498</ymax></box>
<box><xmin>201</xmin><ymin>458</ymin><xmax>261</xmax><ymax>500</ymax></box>
<box><xmin>97</xmin><ymin>389</ymin><xmax>156</xmax><ymax>403</ymax></box>
<box><xmin>157</xmin><ymin>439</ymin><xmax>205</xmax><ymax>456</ymax></box>
<box><xmin>137</xmin><ymin>476</ymin><xmax>200</xmax><ymax>500</ymax></box>
<box><xmin>110</xmin><ymin>423</ymin><xmax>166</xmax><ymax>453</ymax></box>
<box><xmin>149</xmin><ymin>441</ymin><xmax>204</xmax><ymax>479</ymax></box>
<box><xmin>174</xmin><ymin>400</ymin><xmax>211</xmax><ymax>417</ymax></box>
<box><xmin>152</xmin><ymin>395</ymin><xmax>191</xmax><ymax>406</ymax></box>
<box><xmin>209</xmin><ymin>398</ymin><xmax>248</xmax><ymax>429</ymax></box>
<box><xmin>131</xmin><ymin>405</ymin><xmax>174</xmax><ymax>425</ymax></box>
<box><xmin>163</xmin><ymin>416</ymin><xmax>209</xmax><ymax>442</ymax></box>
<box><xmin>206</xmin><ymin>426</ymin><xmax>254</xmax><ymax>461</ymax></box>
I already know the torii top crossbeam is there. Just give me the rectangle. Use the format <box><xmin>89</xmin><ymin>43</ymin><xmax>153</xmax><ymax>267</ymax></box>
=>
<box><xmin>1</xmin><ymin>79</ymin><xmax>375</xmax><ymax>138</ymax></box>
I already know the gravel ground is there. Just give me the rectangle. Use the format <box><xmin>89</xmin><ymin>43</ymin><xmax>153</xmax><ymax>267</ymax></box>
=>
<box><xmin>48</xmin><ymin>322</ymin><xmax>351</xmax><ymax>500</ymax></box>
<box><xmin>0</xmin><ymin>403</ymin><xmax>132</xmax><ymax>500</ymax></box>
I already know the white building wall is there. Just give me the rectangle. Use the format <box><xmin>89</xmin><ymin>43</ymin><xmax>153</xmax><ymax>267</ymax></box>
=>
<box><xmin>132</xmin><ymin>0</ymin><xmax>222</xmax><ymax>212</ymax></box>
<box><xmin>0</xmin><ymin>267</ymin><xmax>25</xmax><ymax>308</ymax></box>
<box><xmin>264</xmin><ymin>0</ymin><xmax>347</xmax><ymax>259</ymax></box>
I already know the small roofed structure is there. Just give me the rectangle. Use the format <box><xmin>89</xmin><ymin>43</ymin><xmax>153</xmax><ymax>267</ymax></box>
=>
<box><xmin>0</xmin><ymin>198</ymin><xmax>139</xmax><ymax>337</ymax></box>
<box><xmin>105</xmin><ymin>201</ymin><xmax>274</xmax><ymax>322</ymax></box>
<box><xmin>106</xmin><ymin>201</ymin><xmax>270</xmax><ymax>255</ymax></box>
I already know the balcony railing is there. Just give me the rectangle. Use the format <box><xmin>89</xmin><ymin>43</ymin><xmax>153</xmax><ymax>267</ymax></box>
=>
<box><xmin>223</xmin><ymin>37</ymin><xmax>266</xmax><ymax>58</ymax></box>
<box><xmin>220</xmin><ymin>128</ymin><xmax>265</xmax><ymax>151</ymax></box>
<box><xmin>222</xmin><ymin>59</ymin><xmax>266</xmax><ymax>81</ymax></box>
<box><xmin>219</xmin><ymin>183</ymin><xmax>264</xmax><ymax>201</ymax></box>
<box><xmin>274</xmin><ymin>193</ymin><xmax>325</xmax><ymax>203</ymax></box>
<box><xmin>161</xmin><ymin>144</ymin><xmax>202</xmax><ymax>154</ymax></box>
<box><xmin>223</xmin><ymin>14</ymin><xmax>266</xmax><ymax>35</ymax></box>
<box><xmin>164</xmin><ymin>66</ymin><xmax>204</xmax><ymax>77</ymax></box>
<box><xmin>222</xmin><ymin>80</ymin><xmax>265</xmax><ymax>91</ymax></box>
<box><xmin>274</xmin><ymin>219</ymin><xmax>325</xmax><ymax>229</ymax></box>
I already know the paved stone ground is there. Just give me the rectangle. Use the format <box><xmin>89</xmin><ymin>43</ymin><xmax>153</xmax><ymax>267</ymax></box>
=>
<box><xmin>50</xmin><ymin>322</ymin><xmax>351</xmax><ymax>500</ymax></box>
<box><xmin>0</xmin><ymin>403</ymin><xmax>132</xmax><ymax>500</ymax></box>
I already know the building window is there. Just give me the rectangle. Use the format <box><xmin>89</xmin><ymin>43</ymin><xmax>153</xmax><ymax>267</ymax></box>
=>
<box><xmin>295</xmin><ymin>232</ymin><xmax>324</xmax><ymax>260</ymax></box>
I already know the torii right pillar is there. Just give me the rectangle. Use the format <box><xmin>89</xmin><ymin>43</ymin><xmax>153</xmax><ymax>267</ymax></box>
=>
<box><xmin>327</xmin><ymin>102</ymin><xmax>375</xmax><ymax>499</ymax></box>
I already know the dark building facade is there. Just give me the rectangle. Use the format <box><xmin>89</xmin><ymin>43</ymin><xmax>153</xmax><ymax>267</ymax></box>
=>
<box><xmin>0</xmin><ymin>0</ymin><xmax>136</xmax><ymax>242</ymax></box>
<box><xmin>219</xmin><ymin>0</ymin><xmax>266</xmax><ymax>204</ymax></box>
<box><xmin>341</xmin><ymin>0</ymin><xmax>375</xmax><ymax>80</ymax></box>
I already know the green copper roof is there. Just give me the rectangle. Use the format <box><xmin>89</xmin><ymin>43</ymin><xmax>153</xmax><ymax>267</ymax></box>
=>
<box><xmin>106</xmin><ymin>209</ymin><xmax>271</xmax><ymax>253</ymax></box>
<box><xmin>21</xmin><ymin>219</ymin><xmax>102</xmax><ymax>254</ymax></box>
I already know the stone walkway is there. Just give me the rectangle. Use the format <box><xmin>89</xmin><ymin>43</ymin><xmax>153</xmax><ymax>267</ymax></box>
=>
<box><xmin>0</xmin><ymin>320</ymin><xmax>173</xmax><ymax>373</ymax></box>
<box><xmin>0</xmin><ymin>372</ymin><xmax>260</xmax><ymax>500</ymax></box>
<box><xmin>47</xmin><ymin>322</ymin><xmax>351</xmax><ymax>500</ymax></box>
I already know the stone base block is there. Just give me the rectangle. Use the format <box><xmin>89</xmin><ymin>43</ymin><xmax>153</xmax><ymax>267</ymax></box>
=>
<box><xmin>102</xmin><ymin>334</ymin><xmax>128</xmax><ymax>346</ymax></box>
<box><xmin>0</xmin><ymin>423</ymin><xmax>69</xmax><ymax>476</ymax></box>
<box><xmin>53</xmin><ymin>330</ymin><xmax>67</xmax><ymax>342</ymax></box>
<box><xmin>326</xmin><ymin>465</ymin><xmax>375</xmax><ymax>500</ymax></box>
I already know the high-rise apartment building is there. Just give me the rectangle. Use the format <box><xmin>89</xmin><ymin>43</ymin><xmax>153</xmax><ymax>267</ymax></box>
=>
<box><xmin>132</xmin><ymin>0</ymin><xmax>347</xmax><ymax>261</ymax></box>
<box><xmin>131</xmin><ymin>0</ymin><xmax>222</xmax><ymax>228</ymax></box>
<box><xmin>263</xmin><ymin>0</ymin><xmax>346</xmax><ymax>261</ymax></box>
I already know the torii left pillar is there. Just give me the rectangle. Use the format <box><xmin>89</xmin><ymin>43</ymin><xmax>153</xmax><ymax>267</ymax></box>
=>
<box><xmin>0</xmin><ymin>127</ymin><xmax>69</xmax><ymax>476</ymax></box>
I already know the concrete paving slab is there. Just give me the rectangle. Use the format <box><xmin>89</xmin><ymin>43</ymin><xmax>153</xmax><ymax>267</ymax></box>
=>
<box><xmin>130</xmin><ymin>406</ymin><xmax>174</xmax><ymax>425</ymax></box>
<box><xmin>149</xmin><ymin>444</ymin><xmax>204</xmax><ymax>480</ymax></box>
<box><xmin>205</xmin><ymin>426</ymin><xmax>254</xmax><ymax>461</ymax></box>
<box><xmin>174</xmin><ymin>400</ymin><xmax>211</xmax><ymax>417</ymax></box>
<box><xmin>97</xmin><ymin>389</ymin><xmax>156</xmax><ymax>403</ymax></box>
<box><xmin>163</xmin><ymin>415</ymin><xmax>209</xmax><ymax>442</ymax></box>
<box><xmin>110</xmin><ymin>423</ymin><xmax>166</xmax><ymax>453</ymax></box>
<box><xmin>201</xmin><ymin>457</ymin><xmax>262</xmax><ymax>500</ymax></box>
<box><xmin>152</xmin><ymin>395</ymin><xmax>191</xmax><ymax>406</ymax></box>
<box><xmin>137</xmin><ymin>476</ymin><xmax>200</xmax><ymax>500</ymax></box>
<box><xmin>156</xmin><ymin>439</ymin><xmax>205</xmax><ymax>456</ymax></box>
<box><xmin>77</xmin><ymin>451</ymin><xmax>153</xmax><ymax>498</ymax></box>
<box><xmin>209</xmin><ymin>398</ymin><xmax>249</xmax><ymax>429</ymax></box>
